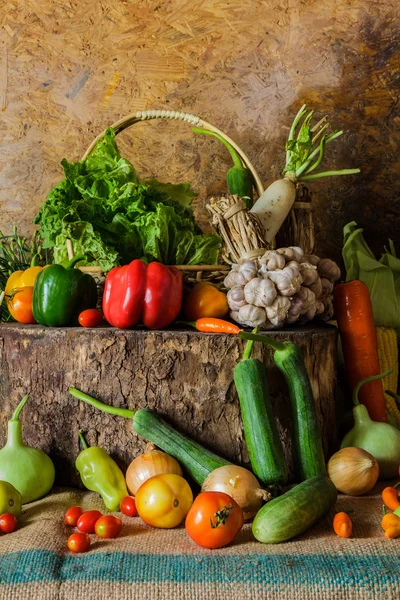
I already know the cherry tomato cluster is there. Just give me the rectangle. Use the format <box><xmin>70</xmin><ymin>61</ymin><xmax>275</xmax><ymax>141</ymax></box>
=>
<box><xmin>65</xmin><ymin>505</ymin><xmax>123</xmax><ymax>553</ymax></box>
<box><xmin>65</xmin><ymin>497</ymin><xmax>137</xmax><ymax>553</ymax></box>
<box><xmin>0</xmin><ymin>513</ymin><xmax>18</xmax><ymax>534</ymax></box>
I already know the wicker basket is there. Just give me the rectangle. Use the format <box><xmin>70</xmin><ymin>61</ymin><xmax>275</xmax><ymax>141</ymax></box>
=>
<box><xmin>81</xmin><ymin>109</ymin><xmax>267</xmax><ymax>282</ymax></box>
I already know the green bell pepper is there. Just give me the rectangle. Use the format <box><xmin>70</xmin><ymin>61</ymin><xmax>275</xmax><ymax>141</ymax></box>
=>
<box><xmin>32</xmin><ymin>255</ymin><xmax>97</xmax><ymax>326</ymax></box>
<box><xmin>76</xmin><ymin>432</ymin><xmax>128</xmax><ymax>511</ymax></box>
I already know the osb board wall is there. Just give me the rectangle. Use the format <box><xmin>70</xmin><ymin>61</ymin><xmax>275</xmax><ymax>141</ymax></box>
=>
<box><xmin>0</xmin><ymin>0</ymin><xmax>399</xmax><ymax>263</ymax></box>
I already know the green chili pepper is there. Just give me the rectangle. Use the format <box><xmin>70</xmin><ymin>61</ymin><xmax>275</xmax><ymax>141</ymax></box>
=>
<box><xmin>32</xmin><ymin>255</ymin><xmax>97</xmax><ymax>326</ymax></box>
<box><xmin>76</xmin><ymin>431</ymin><xmax>128</xmax><ymax>511</ymax></box>
<box><xmin>192</xmin><ymin>127</ymin><xmax>253</xmax><ymax>208</ymax></box>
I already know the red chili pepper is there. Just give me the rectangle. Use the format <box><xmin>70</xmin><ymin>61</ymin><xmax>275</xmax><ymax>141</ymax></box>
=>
<box><xmin>102</xmin><ymin>260</ymin><xmax>183</xmax><ymax>330</ymax></box>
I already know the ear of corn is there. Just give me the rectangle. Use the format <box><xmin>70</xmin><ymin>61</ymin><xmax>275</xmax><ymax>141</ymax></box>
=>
<box><xmin>376</xmin><ymin>327</ymin><xmax>399</xmax><ymax>424</ymax></box>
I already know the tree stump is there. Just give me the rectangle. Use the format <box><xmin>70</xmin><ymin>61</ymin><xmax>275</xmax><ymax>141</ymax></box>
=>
<box><xmin>0</xmin><ymin>323</ymin><xmax>337</xmax><ymax>486</ymax></box>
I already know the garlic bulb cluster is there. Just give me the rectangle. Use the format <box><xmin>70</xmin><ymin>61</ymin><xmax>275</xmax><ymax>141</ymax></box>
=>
<box><xmin>225</xmin><ymin>247</ymin><xmax>340</xmax><ymax>329</ymax></box>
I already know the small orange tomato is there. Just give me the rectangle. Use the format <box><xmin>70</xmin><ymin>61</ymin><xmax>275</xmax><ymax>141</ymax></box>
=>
<box><xmin>135</xmin><ymin>474</ymin><xmax>193</xmax><ymax>529</ymax></box>
<box><xmin>94</xmin><ymin>515</ymin><xmax>123</xmax><ymax>538</ymax></box>
<box><xmin>7</xmin><ymin>287</ymin><xmax>36</xmax><ymax>324</ymax></box>
<box><xmin>65</xmin><ymin>506</ymin><xmax>83</xmax><ymax>527</ymax></box>
<box><xmin>67</xmin><ymin>532</ymin><xmax>91</xmax><ymax>553</ymax></box>
<box><xmin>185</xmin><ymin>491</ymin><xmax>244</xmax><ymax>549</ymax></box>
<box><xmin>120</xmin><ymin>496</ymin><xmax>137</xmax><ymax>517</ymax></box>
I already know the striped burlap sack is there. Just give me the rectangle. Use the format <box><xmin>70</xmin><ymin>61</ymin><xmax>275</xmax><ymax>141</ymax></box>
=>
<box><xmin>0</xmin><ymin>487</ymin><xmax>398</xmax><ymax>600</ymax></box>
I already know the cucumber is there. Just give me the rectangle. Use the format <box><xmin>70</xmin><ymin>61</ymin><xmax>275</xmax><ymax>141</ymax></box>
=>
<box><xmin>252</xmin><ymin>475</ymin><xmax>337</xmax><ymax>544</ymax></box>
<box><xmin>234</xmin><ymin>340</ymin><xmax>288</xmax><ymax>487</ymax></box>
<box><xmin>274</xmin><ymin>342</ymin><xmax>326</xmax><ymax>481</ymax></box>
<box><xmin>239</xmin><ymin>333</ymin><xmax>326</xmax><ymax>482</ymax></box>
<box><xmin>133</xmin><ymin>408</ymin><xmax>231</xmax><ymax>485</ymax></box>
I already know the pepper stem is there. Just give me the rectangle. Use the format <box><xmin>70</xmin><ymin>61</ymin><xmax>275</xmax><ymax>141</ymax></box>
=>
<box><xmin>352</xmin><ymin>370</ymin><xmax>392</xmax><ymax>406</ymax></box>
<box><xmin>239</xmin><ymin>331</ymin><xmax>287</xmax><ymax>352</ymax></box>
<box><xmin>11</xmin><ymin>394</ymin><xmax>29</xmax><ymax>421</ymax></box>
<box><xmin>69</xmin><ymin>387</ymin><xmax>135</xmax><ymax>419</ymax></box>
<box><xmin>78</xmin><ymin>430</ymin><xmax>89</xmax><ymax>450</ymax></box>
<box><xmin>65</xmin><ymin>254</ymin><xmax>86</xmax><ymax>270</ymax></box>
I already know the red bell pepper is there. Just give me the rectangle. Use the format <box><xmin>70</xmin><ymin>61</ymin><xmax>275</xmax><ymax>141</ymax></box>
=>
<box><xmin>102</xmin><ymin>260</ymin><xmax>183</xmax><ymax>330</ymax></box>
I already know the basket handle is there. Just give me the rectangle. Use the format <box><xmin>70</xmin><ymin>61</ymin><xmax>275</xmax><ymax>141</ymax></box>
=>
<box><xmin>81</xmin><ymin>109</ymin><xmax>264</xmax><ymax>197</ymax></box>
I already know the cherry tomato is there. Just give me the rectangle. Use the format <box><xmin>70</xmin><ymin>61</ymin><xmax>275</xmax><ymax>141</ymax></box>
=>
<box><xmin>78</xmin><ymin>309</ymin><xmax>103</xmax><ymax>328</ymax></box>
<box><xmin>135</xmin><ymin>474</ymin><xmax>193</xmax><ymax>529</ymax></box>
<box><xmin>94</xmin><ymin>515</ymin><xmax>123</xmax><ymax>538</ymax></box>
<box><xmin>67</xmin><ymin>532</ymin><xmax>91</xmax><ymax>553</ymax></box>
<box><xmin>76</xmin><ymin>510</ymin><xmax>102</xmax><ymax>534</ymax></box>
<box><xmin>185</xmin><ymin>491</ymin><xmax>244</xmax><ymax>549</ymax></box>
<box><xmin>64</xmin><ymin>505</ymin><xmax>83</xmax><ymax>527</ymax></box>
<box><xmin>7</xmin><ymin>287</ymin><xmax>36</xmax><ymax>324</ymax></box>
<box><xmin>0</xmin><ymin>513</ymin><xmax>18</xmax><ymax>534</ymax></box>
<box><xmin>120</xmin><ymin>496</ymin><xmax>137</xmax><ymax>517</ymax></box>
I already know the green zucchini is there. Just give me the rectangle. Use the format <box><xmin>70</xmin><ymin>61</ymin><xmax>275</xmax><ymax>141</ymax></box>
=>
<box><xmin>234</xmin><ymin>339</ymin><xmax>288</xmax><ymax>487</ymax></box>
<box><xmin>252</xmin><ymin>475</ymin><xmax>337</xmax><ymax>544</ymax></box>
<box><xmin>133</xmin><ymin>408</ymin><xmax>231</xmax><ymax>485</ymax></box>
<box><xmin>68</xmin><ymin>387</ymin><xmax>231</xmax><ymax>487</ymax></box>
<box><xmin>239</xmin><ymin>333</ymin><xmax>326</xmax><ymax>482</ymax></box>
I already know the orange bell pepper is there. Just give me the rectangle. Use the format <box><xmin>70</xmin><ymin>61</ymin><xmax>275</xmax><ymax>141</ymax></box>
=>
<box><xmin>183</xmin><ymin>282</ymin><xmax>229</xmax><ymax>321</ymax></box>
<box><xmin>5</xmin><ymin>264</ymin><xmax>45</xmax><ymax>323</ymax></box>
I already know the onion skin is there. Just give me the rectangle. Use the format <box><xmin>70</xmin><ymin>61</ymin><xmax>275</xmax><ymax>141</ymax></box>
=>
<box><xmin>126</xmin><ymin>448</ymin><xmax>183</xmax><ymax>496</ymax></box>
<box><xmin>201</xmin><ymin>465</ymin><xmax>270</xmax><ymax>520</ymax></box>
<box><xmin>327</xmin><ymin>447</ymin><xmax>379</xmax><ymax>496</ymax></box>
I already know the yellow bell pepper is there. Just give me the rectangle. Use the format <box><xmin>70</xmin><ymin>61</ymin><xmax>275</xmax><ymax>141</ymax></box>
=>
<box><xmin>183</xmin><ymin>282</ymin><xmax>229</xmax><ymax>321</ymax></box>
<box><xmin>5</xmin><ymin>265</ymin><xmax>45</xmax><ymax>323</ymax></box>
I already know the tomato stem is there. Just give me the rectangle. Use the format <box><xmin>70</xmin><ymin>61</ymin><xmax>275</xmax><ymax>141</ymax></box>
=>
<box><xmin>210</xmin><ymin>504</ymin><xmax>233</xmax><ymax>528</ymax></box>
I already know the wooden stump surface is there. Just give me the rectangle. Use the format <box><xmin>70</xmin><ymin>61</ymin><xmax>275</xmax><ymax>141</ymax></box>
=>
<box><xmin>0</xmin><ymin>323</ymin><xmax>337</xmax><ymax>486</ymax></box>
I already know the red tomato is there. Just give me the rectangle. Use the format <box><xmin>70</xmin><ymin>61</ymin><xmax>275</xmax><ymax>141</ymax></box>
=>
<box><xmin>0</xmin><ymin>513</ymin><xmax>18</xmax><ymax>534</ymax></box>
<box><xmin>67</xmin><ymin>532</ymin><xmax>91</xmax><ymax>553</ymax></box>
<box><xmin>65</xmin><ymin>506</ymin><xmax>83</xmax><ymax>527</ymax></box>
<box><xmin>78</xmin><ymin>309</ymin><xmax>103</xmax><ymax>328</ymax></box>
<box><xmin>120</xmin><ymin>496</ymin><xmax>137</xmax><ymax>517</ymax></box>
<box><xmin>76</xmin><ymin>510</ymin><xmax>103</xmax><ymax>534</ymax></box>
<box><xmin>94</xmin><ymin>515</ymin><xmax>123</xmax><ymax>539</ymax></box>
<box><xmin>185</xmin><ymin>492</ymin><xmax>244</xmax><ymax>549</ymax></box>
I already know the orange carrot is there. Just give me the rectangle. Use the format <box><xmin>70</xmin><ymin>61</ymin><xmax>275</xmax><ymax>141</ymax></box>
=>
<box><xmin>333</xmin><ymin>280</ymin><xmax>387</xmax><ymax>422</ymax></box>
<box><xmin>382</xmin><ymin>486</ymin><xmax>400</xmax><ymax>511</ymax></box>
<box><xmin>381</xmin><ymin>513</ymin><xmax>400</xmax><ymax>531</ymax></box>
<box><xmin>187</xmin><ymin>318</ymin><xmax>242</xmax><ymax>335</ymax></box>
<box><xmin>333</xmin><ymin>512</ymin><xmax>353</xmax><ymax>538</ymax></box>
<box><xmin>384</xmin><ymin>525</ymin><xmax>400</xmax><ymax>539</ymax></box>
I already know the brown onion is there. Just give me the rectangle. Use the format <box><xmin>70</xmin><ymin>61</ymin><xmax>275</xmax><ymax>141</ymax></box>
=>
<box><xmin>201</xmin><ymin>465</ymin><xmax>271</xmax><ymax>520</ymax></box>
<box><xmin>126</xmin><ymin>444</ymin><xmax>182</xmax><ymax>495</ymax></box>
<box><xmin>327</xmin><ymin>447</ymin><xmax>379</xmax><ymax>496</ymax></box>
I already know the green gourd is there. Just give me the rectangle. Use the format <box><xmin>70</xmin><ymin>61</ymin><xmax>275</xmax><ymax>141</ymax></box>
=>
<box><xmin>0</xmin><ymin>395</ymin><xmax>55</xmax><ymax>503</ymax></box>
<box><xmin>69</xmin><ymin>387</ymin><xmax>231</xmax><ymax>486</ymax></box>
<box><xmin>341</xmin><ymin>372</ymin><xmax>400</xmax><ymax>480</ymax></box>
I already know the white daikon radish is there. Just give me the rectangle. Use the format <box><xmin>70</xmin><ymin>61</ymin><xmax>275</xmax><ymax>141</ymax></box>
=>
<box><xmin>251</xmin><ymin>104</ymin><xmax>360</xmax><ymax>243</ymax></box>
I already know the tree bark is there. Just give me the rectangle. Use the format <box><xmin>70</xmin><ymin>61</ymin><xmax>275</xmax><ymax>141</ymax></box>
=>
<box><xmin>0</xmin><ymin>323</ymin><xmax>337</xmax><ymax>486</ymax></box>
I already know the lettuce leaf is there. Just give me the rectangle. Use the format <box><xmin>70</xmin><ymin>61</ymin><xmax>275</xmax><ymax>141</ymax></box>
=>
<box><xmin>342</xmin><ymin>221</ymin><xmax>400</xmax><ymax>332</ymax></box>
<box><xmin>34</xmin><ymin>128</ymin><xmax>221</xmax><ymax>270</ymax></box>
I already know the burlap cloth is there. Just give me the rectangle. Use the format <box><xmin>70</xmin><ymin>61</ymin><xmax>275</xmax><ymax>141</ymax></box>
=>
<box><xmin>0</xmin><ymin>486</ymin><xmax>398</xmax><ymax>600</ymax></box>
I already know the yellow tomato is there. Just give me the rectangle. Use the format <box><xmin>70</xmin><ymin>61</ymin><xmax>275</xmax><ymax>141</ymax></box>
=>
<box><xmin>135</xmin><ymin>473</ymin><xmax>193</xmax><ymax>529</ymax></box>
